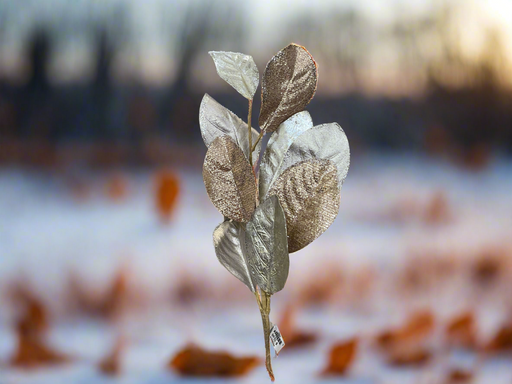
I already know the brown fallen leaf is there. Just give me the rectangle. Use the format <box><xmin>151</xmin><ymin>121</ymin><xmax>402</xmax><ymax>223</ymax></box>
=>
<box><xmin>376</xmin><ymin>311</ymin><xmax>435</xmax><ymax>367</ymax></box>
<box><xmin>68</xmin><ymin>267</ymin><xmax>130</xmax><ymax>319</ymax></box>
<box><xmin>485</xmin><ymin>325</ymin><xmax>512</xmax><ymax>352</ymax></box>
<box><xmin>169</xmin><ymin>345</ymin><xmax>259</xmax><ymax>377</ymax></box>
<box><xmin>387</xmin><ymin>345</ymin><xmax>431</xmax><ymax>366</ymax></box>
<box><xmin>446</xmin><ymin>312</ymin><xmax>477</xmax><ymax>349</ymax></box>
<box><xmin>298</xmin><ymin>264</ymin><xmax>343</xmax><ymax>305</ymax></box>
<box><xmin>105</xmin><ymin>173</ymin><xmax>128</xmax><ymax>201</ymax></box>
<box><xmin>377</xmin><ymin>310</ymin><xmax>435</xmax><ymax>349</ymax></box>
<box><xmin>446</xmin><ymin>368</ymin><xmax>474</xmax><ymax>383</ymax></box>
<box><xmin>98</xmin><ymin>337</ymin><xmax>124</xmax><ymax>376</ymax></box>
<box><xmin>423</xmin><ymin>191</ymin><xmax>451</xmax><ymax>224</ymax></box>
<box><xmin>10</xmin><ymin>309</ymin><xmax>70</xmax><ymax>368</ymax></box>
<box><xmin>155</xmin><ymin>170</ymin><xmax>180</xmax><ymax>222</ymax></box>
<box><xmin>8</xmin><ymin>285</ymin><xmax>48</xmax><ymax>337</ymax></box>
<box><xmin>321</xmin><ymin>338</ymin><xmax>358</xmax><ymax>376</ymax></box>
<box><xmin>279</xmin><ymin>306</ymin><xmax>317</xmax><ymax>349</ymax></box>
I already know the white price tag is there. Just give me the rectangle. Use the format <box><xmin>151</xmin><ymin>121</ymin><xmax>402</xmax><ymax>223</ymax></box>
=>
<box><xmin>269</xmin><ymin>324</ymin><xmax>285</xmax><ymax>355</ymax></box>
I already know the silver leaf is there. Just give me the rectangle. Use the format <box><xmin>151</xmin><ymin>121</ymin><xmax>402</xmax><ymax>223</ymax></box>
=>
<box><xmin>209</xmin><ymin>51</ymin><xmax>259</xmax><ymax>100</ymax></box>
<box><xmin>245</xmin><ymin>195</ymin><xmax>289</xmax><ymax>294</ymax></box>
<box><xmin>268</xmin><ymin>159</ymin><xmax>340</xmax><ymax>253</ymax></box>
<box><xmin>203</xmin><ymin>136</ymin><xmax>257</xmax><ymax>222</ymax></box>
<box><xmin>213</xmin><ymin>221</ymin><xmax>255</xmax><ymax>292</ymax></box>
<box><xmin>275</xmin><ymin>123</ymin><xmax>350</xmax><ymax>192</ymax></box>
<box><xmin>259</xmin><ymin>111</ymin><xmax>313</xmax><ymax>201</ymax></box>
<box><xmin>199</xmin><ymin>94</ymin><xmax>261</xmax><ymax>164</ymax></box>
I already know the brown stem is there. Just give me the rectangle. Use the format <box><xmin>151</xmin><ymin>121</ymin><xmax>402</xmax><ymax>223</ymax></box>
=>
<box><xmin>255</xmin><ymin>290</ymin><xmax>274</xmax><ymax>381</ymax></box>
<box><xmin>251</xmin><ymin>130</ymin><xmax>264</xmax><ymax>153</ymax></box>
<box><xmin>248</xmin><ymin>99</ymin><xmax>253</xmax><ymax>167</ymax></box>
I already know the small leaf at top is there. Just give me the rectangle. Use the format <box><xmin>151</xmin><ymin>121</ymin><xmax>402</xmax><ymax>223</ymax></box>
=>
<box><xmin>245</xmin><ymin>195</ymin><xmax>289</xmax><ymax>294</ymax></box>
<box><xmin>203</xmin><ymin>136</ymin><xmax>256</xmax><ymax>222</ymax></box>
<box><xmin>199</xmin><ymin>94</ymin><xmax>260</xmax><ymax>164</ymax></box>
<box><xmin>213</xmin><ymin>220</ymin><xmax>255</xmax><ymax>292</ymax></box>
<box><xmin>268</xmin><ymin>159</ymin><xmax>340</xmax><ymax>253</ymax></box>
<box><xmin>259</xmin><ymin>43</ymin><xmax>317</xmax><ymax>134</ymax></box>
<box><xmin>209</xmin><ymin>51</ymin><xmax>259</xmax><ymax>100</ymax></box>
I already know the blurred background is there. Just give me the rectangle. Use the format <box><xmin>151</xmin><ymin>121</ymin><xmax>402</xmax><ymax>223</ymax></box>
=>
<box><xmin>1</xmin><ymin>0</ymin><xmax>512</xmax><ymax>383</ymax></box>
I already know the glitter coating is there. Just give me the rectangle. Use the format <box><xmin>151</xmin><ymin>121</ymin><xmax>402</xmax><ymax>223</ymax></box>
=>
<box><xmin>268</xmin><ymin>159</ymin><xmax>340</xmax><ymax>253</ymax></box>
<box><xmin>209</xmin><ymin>51</ymin><xmax>259</xmax><ymax>100</ymax></box>
<box><xmin>203</xmin><ymin>136</ymin><xmax>256</xmax><ymax>222</ymax></box>
<box><xmin>259</xmin><ymin>111</ymin><xmax>314</xmax><ymax>201</ymax></box>
<box><xmin>213</xmin><ymin>220</ymin><xmax>255</xmax><ymax>292</ymax></box>
<box><xmin>245</xmin><ymin>195</ymin><xmax>289</xmax><ymax>294</ymax></box>
<box><xmin>278</xmin><ymin>123</ymin><xmax>350</xmax><ymax>191</ymax></box>
<box><xmin>259</xmin><ymin>43</ymin><xmax>318</xmax><ymax>134</ymax></box>
<box><xmin>199</xmin><ymin>94</ymin><xmax>261</xmax><ymax>164</ymax></box>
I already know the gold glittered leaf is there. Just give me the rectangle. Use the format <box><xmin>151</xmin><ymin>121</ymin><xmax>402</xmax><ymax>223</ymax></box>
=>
<box><xmin>213</xmin><ymin>221</ymin><xmax>255</xmax><ymax>292</ymax></box>
<box><xmin>203</xmin><ymin>136</ymin><xmax>256</xmax><ymax>222</ymax></box>
<box><xmin>245</xmin><ymin>195</ymin><xmax>289</xmax><ymax>294</ymax></box>
<box><xmin>209</xmin><ymin>51</ymin><xmax>259</xmax><ymax>100</ymax></box>
<box><xmin>268</xmin><ymin>159</ymin><xmax>340</xmax><ymax>253</ymax></box>
<box><xmin>258</xmin><ymin>43</ymin><xmax>317</xmax><ymax>134</ymax></box>
<box><xmin>199</xmin><ymin>94</ymin><xmax>261</xmax><ymax>164</ymax></box>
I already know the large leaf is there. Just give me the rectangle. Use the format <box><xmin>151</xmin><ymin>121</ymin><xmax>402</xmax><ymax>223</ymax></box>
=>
<box><xmin>199</xmin><ymin>94</ymin><xmax>261</xmax><ymax>164</ymax></box>
<box><xmin>259</xmin><ymin>111</ymin><xmax>313</xmax><ymax>201</ymax></box>
<box><xmin>203</xmin><ymin>136</ymin><xmax>256</xmax><ymax>222</ymax></box>
<box><xmin>209</xmin><ymin>51</ymin><xmax>259</xmax><ymax>100</ymax></box>
<box><xmin>274</xmin><ymin>123</ymin><xmax>350</xmax><ymax>192</ymax></box>
<box><xmin>258</xmin><ymin>44</ymin><xmax>317</xmax><ymax>134</ymax></box>
<box><xmin>245</xmin><ymin>195</ymin><xmax>289</xmax><ymax>294</ymax></box>
<box><xmin>268</xmin><ymin>159</ymin><xmax>340</xmax><ymax>253</ymax></box>
<box><xmin>213</xmin><ymin>221</ymin><xmax>255</xmax><ymax>292</ymax></box>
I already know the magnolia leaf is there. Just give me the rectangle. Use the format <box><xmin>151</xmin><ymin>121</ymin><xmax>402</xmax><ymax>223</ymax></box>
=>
<box><xmin>203</xmin><ymin>136</ymin><xmax>256</xmax><ymax>222</ymax></box>
<box><xmin>209</xmin><ymin>51</ymin><xmax>259</xmax><ymax>100</ymax></box>
<box><xmin>259</xmin><ymin>111</ymin><xmax>313</xmax><ymax>201</ymax></box>
<box><xmin>245</xmin><ymin>195</ymin><xmax>289</xmax><ymax>294</ymax></box>
<box><xmin>269</xmin><ymin>159</ymin><xmax>340</xmax><ymax>253</ymax></box>
<box><xmin>199</xmin><ymin>94</ymin><xmax>261</xmax><ymax>164</ymax></box>
<box><xmin>213</xmin><ymin>221</ymin><xmax>255</xmax><ymax>292</ymax></box>
<box><xmin>259</xmin><ymin>43</ymin><xmax>317</xmax><ymax>134</ymax></box>
<box><xmin>276</xmin><ymin>123</ymin><xmax>350</xmax><ymax>192</ymax></box>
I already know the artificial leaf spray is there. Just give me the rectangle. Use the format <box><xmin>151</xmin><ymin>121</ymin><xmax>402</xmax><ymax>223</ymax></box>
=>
<box><xmin>200</xmin><ymin>43</ymin><xmax>350</xmax><ymax>381</ymax></box>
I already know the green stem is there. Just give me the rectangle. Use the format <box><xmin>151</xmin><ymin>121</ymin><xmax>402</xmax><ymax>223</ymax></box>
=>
<box><xmin>255</xmin><ymin>290</ymin><xmax>274</xmax><ymax>381</ymax></box>
<box><xmin>248</xmin><ymin>99</ymin><xmax>253</xmax><ymax>167</ymax></box>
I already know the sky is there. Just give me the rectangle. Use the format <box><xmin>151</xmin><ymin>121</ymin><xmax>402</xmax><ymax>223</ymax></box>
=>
<box><xmin>0</xmin><ymin>0</ymin><xmax>511</xmax><ymax>94</ymax></box>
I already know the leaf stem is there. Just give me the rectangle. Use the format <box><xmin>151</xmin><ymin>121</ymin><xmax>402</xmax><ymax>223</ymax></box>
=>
<box><xmin>251</xmin><ymin>130</ymin><xmax>264</xmax><ymax>153</ymax></box>
<box><xmin>255</xmin><ymin>290</ymin><xmax>274</xmax><ymax>381</ymax></box>
<box><xmin>248</xmin><ymin>99</ymin><xmax>253</xmax><ymax>167</ymax></box>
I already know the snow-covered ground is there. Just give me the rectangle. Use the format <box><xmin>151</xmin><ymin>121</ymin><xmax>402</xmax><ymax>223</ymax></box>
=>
<box><xmin>1</xmin><ymin>153</ymin><xmax>511</xmax><ymax>383</ymax></box>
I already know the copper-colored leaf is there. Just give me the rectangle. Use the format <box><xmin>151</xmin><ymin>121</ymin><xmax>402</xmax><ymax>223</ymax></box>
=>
<box><xmin>169</xmin><ymin>345</ymin><xmax>259</xmax><ymax>377</ymax></box>
<box><xmin>203</xmin><ymin>136</ymin><xmax>256</xmax><ymax>222</ymax></box>
<box><xmin>259</xmin><ymin>43</ymin><xmax>317</xmax><ymax>134</ymax></box>
<box><xmin>279</xmin><ymin>306</ymin><xmax>318</xmax><ymax>348</ymax></box>
<box><xmin>155</xmin><ymin>170</ymin><xmax>180</xmax><ymax>222</ymax></box>
<box><xmin>321</xmin><ymin>338</ymin><xmax>358</xmax><ymax>376</ymax></box>
<box><xmin>446</xmin><ymin>312</ymin><xmax>477</xmax><ymax>349</ymax></box>
<box><xmin>446</xmin><ymin>369</ymin><xmax>474</xmax><ymax>383</ymax></box>
<box><xmin>377</xmin><ymin>311</ymin><xmax>435</xmax><ymax>349</ymax></box>
<box><xmin>485</xmin><ymin>325</ymin><xmax>512</xmax><ymax>352</ymax></box>
<box><xmin>105</xmin><ymin>173</ymin><xmax>128</xmax><ymax>201</ymax></box>
<box><xmin>376</xmin><ymin>311</ymin><xmax>435</xmax><ymax>367</ymax></box>
<box><xmin>269</xmin><ymin>159</ymin><xmax>340</xmax><ymax>252</ymax></box>
<box><xmin>387</xmin><ymin>345</ymin><xmax>431</xmax><ymax>366</ymax></box>
<box><xmin>98</xmin><ymin>337</ymin><xmax>124</xmax><ymax>376</ymax></box>
<box><xmin>10</xmin><ymin>308</ymin><xmax>70</xmax><ymax>368</ymax></box>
